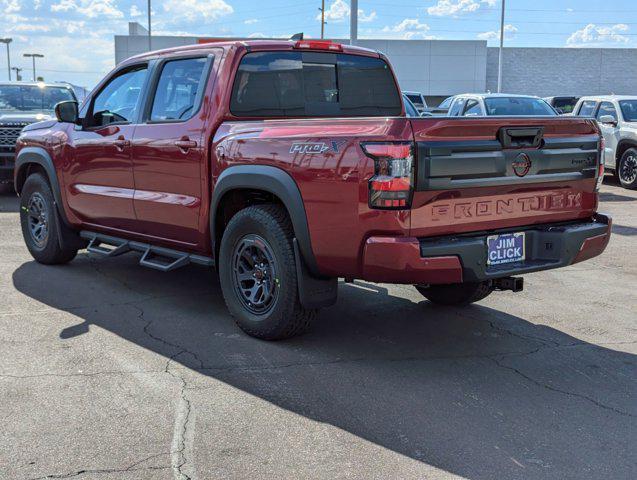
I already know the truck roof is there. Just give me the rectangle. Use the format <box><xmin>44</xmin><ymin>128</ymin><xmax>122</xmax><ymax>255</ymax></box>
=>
<box><xmin>125</xmin><ymin>39</ymin><xmax>381</xmax><ymax>63</ymax></box>
<box><xmin>0</xmin><ymin>81</ymin><xmax>74</xmax><ymax>89</ymax></box>
<box><xmin>456</xmin><ymin>93</ymin><xmax>543</xmax><ymax>99</ymax></box>
<box><xmin>578</xmin><ymin>95</ymin><xmax>637</xmax><ymax>102</ymax></box>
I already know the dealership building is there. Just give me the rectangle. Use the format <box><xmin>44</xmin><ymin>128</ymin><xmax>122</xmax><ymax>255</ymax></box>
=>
<box><xmin>115</xmin><ymin>22</ymin><xmax>637</xmax><ymax>105</ymax></box>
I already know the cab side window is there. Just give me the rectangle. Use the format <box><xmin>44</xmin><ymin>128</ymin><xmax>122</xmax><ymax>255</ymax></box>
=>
<box><xmin>90</xmin><ymin>66</ymin><xmax>148</xmax><ymax>127</ymax></box>
<box><xmin>150</xmin><ymin>57</ymin><xmax>208</xmax><ymax>122</ymax></box>
<box><xmin>577</xmin><ymin>100</ymin><xmax>598</xmax><ymax>117</ymax></box>
<box><xmin>463</xmin><ymin>99</ymin><xmax>481</xmax><ymax>116</ymax></box>
<box><xmin>596</xmin><ymin>102</ymin><xmax>618</xmax><ymax>122</ymax></box>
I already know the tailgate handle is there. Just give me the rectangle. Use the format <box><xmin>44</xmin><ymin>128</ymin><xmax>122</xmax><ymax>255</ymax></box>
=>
<box><xmin>498</xmin><ymin>127</ymin><xmax>544</xmax><ymax>148</ymax></box>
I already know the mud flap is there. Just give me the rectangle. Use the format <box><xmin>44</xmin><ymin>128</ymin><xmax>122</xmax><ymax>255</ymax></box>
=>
<box><xmin>293</xmin><ymin>238</ymin><xmax>338</xmax><ymax>309</ymax></box>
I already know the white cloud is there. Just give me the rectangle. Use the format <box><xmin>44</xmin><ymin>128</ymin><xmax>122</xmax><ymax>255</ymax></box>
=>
<box><xmin>317</xmin><ymin>0</ymin><xmax>376</xmax><ymax>24</ymax></box>
<box><xmin>1</xmin><ymin>0</ymin><xmax>20</xmax><ymax>14</ymax></box>
<box><xmin>244</xmin><ymin>18</ymin><xmax>258</xmax><ymax>25</ymax></box>
<box><xmin>381</xmin><ymin>18</ymin><xmax>434</xmax><ymax>39</ymax></box>
<box><xmin>567</xmin><ymin>23</ymin><xmax>630</xmax><ymax>46</ymax></box>
<box><xmin>248</xmin><ymin>32</ymin><xmax>266</xmax><ymax>38</ymax></box>
<box><xmin>477</xmin><ymin>23</ymin><xmax>517</xmax><ymax>40</ymax></box>
<box><xmin>427</xmin><ymin>0</ymin><xmax>494</xmax><ymax>17</ymax></box>
<box><xmin>358</xmin><ymin>9</ymin><xmax>376</xmax><ymax>23</ymax></box>
<box><xmin>130</xmin><ymin>5</ymin><xmax>142</xmax><ymax>17</ymax></box>
<box><xmin>50</xmin><ymin>0</ymin><xmax>123</xmax><ymax>19</ymax></box>
<box><xmin>7</xmin><ymin>23</ymin><xmax>52</xmax><ymax>33</ymax></box>
<box><xmin>162</xmin><ymin>0</ymin><xmax>233</xmax><ymax>22</ymax></box>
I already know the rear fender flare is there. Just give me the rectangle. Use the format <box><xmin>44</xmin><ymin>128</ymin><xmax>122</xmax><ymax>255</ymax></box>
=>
<box><xmin>210</xmin><ymin>165</ymin><xmax>321</xmax><ymax>277</ymax></box>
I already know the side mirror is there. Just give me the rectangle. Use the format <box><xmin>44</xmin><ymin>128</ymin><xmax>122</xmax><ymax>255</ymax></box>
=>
<box><xmin>598</xmin><ymin>115</ymin><xmax>617</xmax><ymax>126</ymax></box>
<box><xmin>55</xmin><ymin>101</ymin><xmax>79</xmax><ymax>124</ymax></box>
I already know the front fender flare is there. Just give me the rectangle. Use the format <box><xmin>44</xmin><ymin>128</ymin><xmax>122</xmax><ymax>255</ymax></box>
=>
<box><xmin>15</xmin><ymin>146</ymin><xmax>70</xmax><ymax>226</ymax></box>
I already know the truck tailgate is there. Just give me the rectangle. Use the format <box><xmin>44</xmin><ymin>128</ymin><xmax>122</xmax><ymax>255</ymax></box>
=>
<box><xmin>408</xmin><ymin>117</ymin><xmax>601</xmax><ymax>237</ymax></box>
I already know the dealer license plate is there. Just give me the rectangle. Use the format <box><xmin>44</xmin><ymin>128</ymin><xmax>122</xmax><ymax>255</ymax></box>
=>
<box><xmin>486</xmin><ymin>232</ymin><xmax>526</xmax><ymax>266</ymax></box>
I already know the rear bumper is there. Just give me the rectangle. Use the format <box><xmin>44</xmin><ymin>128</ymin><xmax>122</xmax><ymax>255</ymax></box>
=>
<box><xmin>361</xmin><ymin>213</ymin><xmax>612</xmax><ymax>284</ymax></box>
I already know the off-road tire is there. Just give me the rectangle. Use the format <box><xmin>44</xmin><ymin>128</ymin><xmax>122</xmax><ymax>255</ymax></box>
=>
<box><xmin>415</xmin><ymin>281</ymin><xmax>493</xmax><ymax>306</ymax></box>
<box><xmin>617</xmin><ymin>148</ymin><xmax>637</xmax><ymax>190</ymax></box>
<box><xmin>19</xmin><ymin>173</ymin><xmax>79</xmax><ymax>264</ymax></box>
<box><xmin>218</xmin><ymin>204</ymin><xmax>316</xmax><ymax>340</ymax></box>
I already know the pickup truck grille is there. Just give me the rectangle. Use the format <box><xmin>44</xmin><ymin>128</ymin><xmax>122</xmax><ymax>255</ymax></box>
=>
<box><xmin>0</xmin><ymin>125</ymin><xmax>24</xmax><ymax>149</ymax></box>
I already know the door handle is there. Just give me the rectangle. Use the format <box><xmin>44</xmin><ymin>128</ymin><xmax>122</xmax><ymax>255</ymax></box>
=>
<box><xmin>113</xmin><ymin>136</ymin><xmax>130</xmax><ymax>152</ymax></box>
<box><xmin>175</xmin><ymin>139</ymin><xmax>197</xmax><ymax>152</ymax></box>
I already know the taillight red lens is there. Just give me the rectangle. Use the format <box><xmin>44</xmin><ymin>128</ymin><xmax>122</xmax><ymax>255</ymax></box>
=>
<box><xmin>596</xmin><ymin>137</ymin><xmax>605</xmax><ymax>191</ymax></box>
<box><xmin>294</xmin><ymin>40</ymin><xmax>343</xmax><ymax>51</ymax></box>
<box><xmin>362</xmin><ymin>141</ymin><xmax>414</xmax><ymax>209</ymax></box>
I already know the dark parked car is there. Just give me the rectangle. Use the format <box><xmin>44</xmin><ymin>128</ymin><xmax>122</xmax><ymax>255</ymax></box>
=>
<box><xmin>0</xmin><ymin>82</ymin><xmax>76</xmax><ymax>188</ymax></box>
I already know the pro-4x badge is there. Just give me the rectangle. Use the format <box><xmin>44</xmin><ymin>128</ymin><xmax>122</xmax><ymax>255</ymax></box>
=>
<box><xmin>290</xmin><ymin>142</ymin><xmax>329</xmax><ymax>154</ymax></box>
<box><xmin>290</xmin><ymin>140</ymin><xmax>348</xmax><ymax>154</ymax></box>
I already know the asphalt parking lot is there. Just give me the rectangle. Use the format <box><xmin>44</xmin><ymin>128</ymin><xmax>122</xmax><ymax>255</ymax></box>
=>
<box><xmin>0</xmin><ymin>177</ymin><xmax>635</xmax><ymax>480</ymax></box>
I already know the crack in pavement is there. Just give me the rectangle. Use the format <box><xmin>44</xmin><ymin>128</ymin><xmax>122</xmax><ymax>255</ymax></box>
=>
<box><xmin>27</xmin><ymin>452</ymin><xmax>171</xmax><ymax>479</ymax></box>
<box><xmin>132</xmin><ymin>304</ymin><xmax>197</xmax><ymax>480</ymax></box>
<box><xmin>0</xmin><ymin>369</ymin><xmax>163</xmax><ymax>380</ymax></box>
<box><xmin>489</xmin><ymin>354</ymin><xmax>635</xmax><ymax>418</ymax></box>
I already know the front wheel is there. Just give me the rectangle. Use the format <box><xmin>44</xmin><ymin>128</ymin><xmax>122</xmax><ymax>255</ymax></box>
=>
<box><xmin>415</xmin><ymin>281</ymin><xmax>493</xmax><ymax>306</ymax></box>
<box><xmin>618</xmin><ymin>148</ymin><xmax>637</xmax><ymax>189</ymax></box>
<box><xmin>218</xmin><ymin>204</ymin><xmax>316</xmax><ymax>340</ymax></box>
<box><xmin>19</xmin><ymin>173</ymin><xmax>79</xmax><ymax>265</ymax></box>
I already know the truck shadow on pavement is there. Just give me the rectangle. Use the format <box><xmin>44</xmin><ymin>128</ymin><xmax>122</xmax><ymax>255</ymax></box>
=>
<box><xmin>12</xmin><ymin>255</ymin><xmax>637</xmax><ymax>480</ymax></box>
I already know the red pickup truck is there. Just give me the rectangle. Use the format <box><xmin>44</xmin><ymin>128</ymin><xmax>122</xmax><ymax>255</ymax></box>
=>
<box><xmin>14</xmin><ymin>40</ymin><xmax>611</xmax><ymax>340</ymax></box>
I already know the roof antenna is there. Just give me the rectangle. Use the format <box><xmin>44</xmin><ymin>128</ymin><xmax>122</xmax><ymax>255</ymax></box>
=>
<box><xmin>290</xmin><ymin>33</ymin><xmax>304</xmax><ymax>40</ymax></box>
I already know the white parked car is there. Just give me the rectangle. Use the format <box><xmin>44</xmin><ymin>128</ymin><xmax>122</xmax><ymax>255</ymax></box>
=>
<box><xmin>573</xmin><ymin>95</ymin><xmax>637</xmax><ymax>189</ymax></box>
<box><xmin>445</xmin><ymin>93</ymin><xmax>557</xmax><ymax>117</ymax></box>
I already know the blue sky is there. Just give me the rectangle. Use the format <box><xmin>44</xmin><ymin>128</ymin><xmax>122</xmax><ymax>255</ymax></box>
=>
<box><xmin>1</xmin><ymin>0</ymin><xmax>635</xmax><ymax>87</ymax></box>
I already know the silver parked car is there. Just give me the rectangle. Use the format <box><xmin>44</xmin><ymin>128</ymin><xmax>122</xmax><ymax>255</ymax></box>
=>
<box><xmin>573</xmin><ymin>95</ymin><xmax>637</xmax><ymax>189</ymax></box>
<box><xmin>445</xmin><ymin>93</ymin><xmax>557</xmax><ymax>117</ymax></box>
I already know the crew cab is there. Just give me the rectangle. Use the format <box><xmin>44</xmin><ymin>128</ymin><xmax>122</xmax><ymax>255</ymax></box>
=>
<box><xmin>14</xmin><ymin>40</ymin><xmax>611</xmax><ymax>340</ymax></box>
<box><xmin>574</xmin><ymin>95</ymin><xmax>637</xmax><ymax>189</ymax></box>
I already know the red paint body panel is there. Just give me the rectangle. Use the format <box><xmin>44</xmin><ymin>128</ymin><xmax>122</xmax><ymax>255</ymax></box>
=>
<box><xmin>14</xmin><ymin>40</ymin><xmax>610</xmax><ymax>283</ymax></box>
<box><xmin>572</xmin><ymin>215</ymin><xmax>612</xmax><ymax>264</ymax></box>
<box><xmin>362</xmin><ymin>237</ymin><xmax>462</xmax><ymax>284</ymax></box>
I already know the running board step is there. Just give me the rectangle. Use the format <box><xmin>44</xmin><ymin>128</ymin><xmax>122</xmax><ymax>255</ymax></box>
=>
<box><xmin>86</xmin><ymin>235</ymin><xmax>131</xmax><ymax>257</ymax></box>
<box><xmin>80</xmin><ymin>231</ymin><xmax>214</xmax><ymax>272</ymax></box>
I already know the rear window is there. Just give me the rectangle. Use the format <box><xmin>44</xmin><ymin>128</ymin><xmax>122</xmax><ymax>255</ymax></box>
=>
<box><xmin>230</xmin><ymin>51</ymin><xmax>401</xmax><ymax>117</ymax></box>
<box><xmin>484</xmin><ymin>97</ymin><xmax>555</xmax><ymax>116</ymax></box>
<box><xmin>552</xmin><ymin>97</ymin><xmax>578</xmax><ymax>113</ymax></box>
<box><xmin>406</xmin><ymin>94</ymin><xmax>423</xmax><ymax>107</ymax></box>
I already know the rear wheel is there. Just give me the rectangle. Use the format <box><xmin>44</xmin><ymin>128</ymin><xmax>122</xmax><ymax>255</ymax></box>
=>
<box><xmin>218</xmin><ymin>204</ymin><xmax>316</xmax><ymax>340</ymax></box>
<box><xmin>415</xmin><ymin>281</ymin><xmax>493</xmax><ymax>306</ymax></box>
<box><xmin>19</xmin><ymin>173</ymin><xmax>79</xmax><ymax>264</ymax></box>
<box><xmin>618</xmin><ymin>148</ymin><xmax>637</xmax><ymax>189</ymax></box>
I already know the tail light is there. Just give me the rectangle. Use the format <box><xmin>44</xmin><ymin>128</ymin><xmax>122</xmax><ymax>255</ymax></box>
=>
<box><xmin>362</xmin><ymin>142</ymin><xmax>414</xmax><ymax>209</ymax></box>
<box><xmin>596</xmin><ymin>137</ymin><xmax>605</xmax><ymax>191</ymax></box>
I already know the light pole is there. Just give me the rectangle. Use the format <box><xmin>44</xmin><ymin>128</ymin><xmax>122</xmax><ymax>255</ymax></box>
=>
<box><xmin>319</xmin><ymin>0</ymin><xmax>325</xmax><ymax>39</ymax></box>
<box><xmin>147</xmin><ymin>0</ymin><xmax>152</xmax><ymax>51</ymax></box>
<box><xmin>11</xmin><ymin>67</ymin><xmax>22</xmax><ymax>81</ymax></box>
<box><xmin>350</xmin><ymin>0</ymin><xmax>358</xmax><ymax>44</ymax></box>
<box><xmin>0</xmin><ymin>38</ymin><xmax>12</xmax><ymax>81</ymax></box>
<box><xmin>23</xmin><ymin>53</ymin><xmax>44</xmax><ymax>81</ymax></box>
<box><xmin>497</xmin><ymin>0</ymin><xmax>506</xmax><ymax>93</ymax></box>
